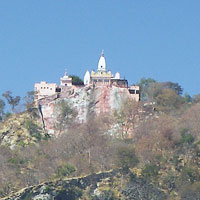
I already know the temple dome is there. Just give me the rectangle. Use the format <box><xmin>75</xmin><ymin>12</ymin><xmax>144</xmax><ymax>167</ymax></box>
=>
<box><xmin>115</xmin><ymin>72</ymin><xmax>120</xmax><ymax>79</ymax></box>
<box><xmin>84</xmin><ymin>70</ymin><xmax>90</xmax><ymax>85</ymax></box>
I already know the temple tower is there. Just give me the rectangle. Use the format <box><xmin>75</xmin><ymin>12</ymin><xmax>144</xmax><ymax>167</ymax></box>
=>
<box><xmin>97</xmin><ymin>50</ymin><xmax>106</xmax><ymax>73</ymax></box>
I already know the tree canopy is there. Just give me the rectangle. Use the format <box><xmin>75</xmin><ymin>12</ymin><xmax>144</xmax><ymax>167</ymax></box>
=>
<box><xmin>69</xmin><ymin>75</ymin><xmax>84</xmax><ymax>85</ymax></box>
<box><xmin>2</xmin><ymin>91</ymin><xmax>20</xmax><ymax>112</ymax></box>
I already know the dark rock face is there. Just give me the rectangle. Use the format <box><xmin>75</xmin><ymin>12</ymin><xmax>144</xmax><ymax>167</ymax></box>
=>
<box><xmin>1</xmin><ymin>170</ymin><xmax>166</xmax><ymax>200</ymax></box>
<box><xmin>122</xmin><ymin>175</ymin><xmax>167</xmax><ymax>200</ymax></box>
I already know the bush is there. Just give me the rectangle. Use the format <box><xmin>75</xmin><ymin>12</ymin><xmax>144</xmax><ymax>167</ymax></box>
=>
<box><xmin>180</xmin><ymin>167</ymin><xmax>199</xmax><ymax>184</ymax></box>
<box><xmin>7</xmin><ymin>157</ymin><xmax>26</xmax><ymax>165</ymax></box>
<box><xmin>162</xmin><ymin>174</ymin><xmax>177</xmax><ymax>192</ymax></box>
<box><xmin>180</xmin><ymin>128</ymin><xmax>195</xmax><ymax>144</ymax></box>
<box><xmin>116</xmin><ymin>146</ymin><xmax>139</xmax><ymax>172</ymax></box>
<box><xmin>25</xmin><ymin>120</ymin><xmax>42</xmax><ymax>140</ymax></box>
<box><xmin>142</xmin><ymin>163</ymin><xmax>160</xmax><ymax>180</ymax></box>
<box><xmin>56</xmin><ymin>163</ymin><xmax>76</xmax><ymax>178</ymax></box>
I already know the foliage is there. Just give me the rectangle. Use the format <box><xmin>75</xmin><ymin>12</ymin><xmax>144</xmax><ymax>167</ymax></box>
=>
<box><xmin>69</xmin><ymin>75</ymin><xmax>84</xmax><ymax>85</ymax></box>
<box><xmin>180</xmin><ymin>128</ymin><xmax>195</xmax><ymax>144</ymax></box>
<box><xmin>23</xmin><ymin>91</ymin><xmax>34</xmax><ymax>110</ymax></box>
<box><xmin>141</xmin><ymin>163</ymin><xmax>160</xmax><ymax>180</ymax></box>
<box><xmin>162</xmin><ymin>81</ymin><xmax>183</xmax><ymax>95</ymax></box>
<box><xmin>184</xmin><ymin>93</ymin><xmax>192</xmax><ymax>103</ymax></box>
<box><xmin>7</xmin><ymin>157</ymin><xmax>26</xmax><ymax>165</ymax></box>
<box><xmin>56</xmin><ymin>163</ymin><xmax>76</xmax><ymax>178</ymax></box>
<box><xmin>2</xmin><ymin>91</ymin><xmax>21</xmax><ymax>112</ymax></box>
<box><xmin>25</xmin><ymin>120</ymin><xmax>42</xmax><ymax>140</ymax></box>
<box><xmin>179</xmin><ymin>166</ymin><xmax>200</xmax><ymax>184</ymax></box>
<box><xmin>1</xmin><ymin>83</ymin><xmax>200</xmax><ymax>199</ymax></box>
<box><xmin>137</xmin><ymin>78</ymin><xmax>156</xmax><ymax>101</ymax></box>
<box><xmin>162</xmin><ymin>174</ymin><xmax>177</xmax><ymax>192</ymax></box>
<box><xmin>138</xmin><ymin>78</ymin><xmax>183</xmax><ymax>104</ymax></box>
<box><xmin>155</xmin><ymin>88</ymin><xmax>184</xmax><ymax>112</ymax></box>
<box><xmin>116</xmin><ymin>145</ymin><xmax>139</xmax><ymax>172</ymax></box>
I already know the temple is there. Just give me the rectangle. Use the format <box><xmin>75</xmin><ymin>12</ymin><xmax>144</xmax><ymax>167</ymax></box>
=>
<box><xmin>34</xmin><ymin>51</ymin><xmax>140</xmax><ymax>101</ymax></box>
<box><xmin>84</xmin><ymin>50</ymin><xmax>128</xmax><ymax>88</ymax></box>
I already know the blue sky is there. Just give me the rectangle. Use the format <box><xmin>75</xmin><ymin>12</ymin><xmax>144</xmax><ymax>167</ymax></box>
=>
<box><xmin>0</xmin><ymin>0</ymin><xmax>200</xmax><ymax>98</ymax></box>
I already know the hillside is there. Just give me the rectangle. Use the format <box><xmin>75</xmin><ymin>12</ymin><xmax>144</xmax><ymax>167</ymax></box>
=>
<box><xmin>0</xmin><ymin>110</ymin><xmax>48</xmax><ymax>149</ymax></box>
<box><xmin>0</xmin><ymin>79</ymin><xmax>200</xmax><ymax>199</ymax></box>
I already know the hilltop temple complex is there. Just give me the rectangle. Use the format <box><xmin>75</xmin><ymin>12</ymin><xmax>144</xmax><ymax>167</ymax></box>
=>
<box><xmin>34</xmin><ymin>51</ymin><xmax>140</xmax><ymax>102</ymax></box>
<box><xmin>34</xmin><ymin>51</ymin><xmax>140</xmax><ymax>134</ymax></box>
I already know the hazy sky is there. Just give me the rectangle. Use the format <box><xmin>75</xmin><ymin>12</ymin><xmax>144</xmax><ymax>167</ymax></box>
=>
<box><xmin>0</xmin><ymin>0</ymin><xmax>200</xmax><ymax>98</ymax></box>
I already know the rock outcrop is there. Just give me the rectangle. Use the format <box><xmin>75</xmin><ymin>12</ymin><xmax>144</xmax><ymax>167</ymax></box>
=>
<box><xmin>1</xmin><ymin>169</ymin><xmax>166</xmax><ymax>200</ymax></box>
<box><xmin>37</xmin><ymin>85</ymin><xmax>135</xmax><ymax>134</ymax></box>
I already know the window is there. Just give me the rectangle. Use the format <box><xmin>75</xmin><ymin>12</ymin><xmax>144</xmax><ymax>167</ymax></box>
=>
<box><xmin>56</xmin><ymin>88</ymin><xmax>61</xmax><ymax>92</ymax></box>
<box><xmin>136</xmin><ymin>90</ymin><xmax>140</xmax><ymax>94</ymax></box>
<box><xmin>129</xmin><ymin>90</ymin><xmax>135</xmax><ymax>94</ymax></box>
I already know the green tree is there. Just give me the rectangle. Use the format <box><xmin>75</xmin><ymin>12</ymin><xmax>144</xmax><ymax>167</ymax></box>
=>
<box><xmin>23</xmin><ymin>91</ymin><xmax>34</xmax><ymax>111</ymax></box>
<box><xmin>69</xmin><ymin>75</ymin><xmax>84</xmax><ymax>85</ymax></box>
<box><xmin>155</xmin><ymin>89</ymin><xmax>184</xmax><ymax>112</ymax></box>
<box><xmin>23</xmin><ymin>91</ymin><xmax>39</xmax><ymax>118</ymax></box>
<box><xmin>184</xmin><ymin>93</ymin><xmax>192</xmax><ymax>103</ymax></box>
<box><xmin>162</xmin><ymin>81</ymin><xmax>183</xmax><ymax>96</ymax></box>
<box><xmin>138</xmin><ymin>79</ymin><xmax>183</xmax><ymax>103</ymax></box>
<box><xmin>138</xmin><ymin>78</ymin><xmax>156</xmax><ymax>101</ymax></box>
<box><xmin>2</xmin><ymin>91</ymin><xmax>20</xmax><ymax>112</ymax></box>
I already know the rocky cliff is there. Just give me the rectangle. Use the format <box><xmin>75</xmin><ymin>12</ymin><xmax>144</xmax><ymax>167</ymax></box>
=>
<box><xmin>1</xmin><ymin>169</ymin><xmax>166</xmax><ymax>200</ymax></box>
<box><xmin>37</xmin><ymin>85</ymin><xmax>135</xmax><ymax>134</ymax></box>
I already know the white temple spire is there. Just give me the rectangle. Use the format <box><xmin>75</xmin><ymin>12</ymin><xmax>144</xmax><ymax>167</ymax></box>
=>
<box><xmin>98</xmin><ymin>50</ymin><xmax>106</xmax><ymax>72</ymax></box>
